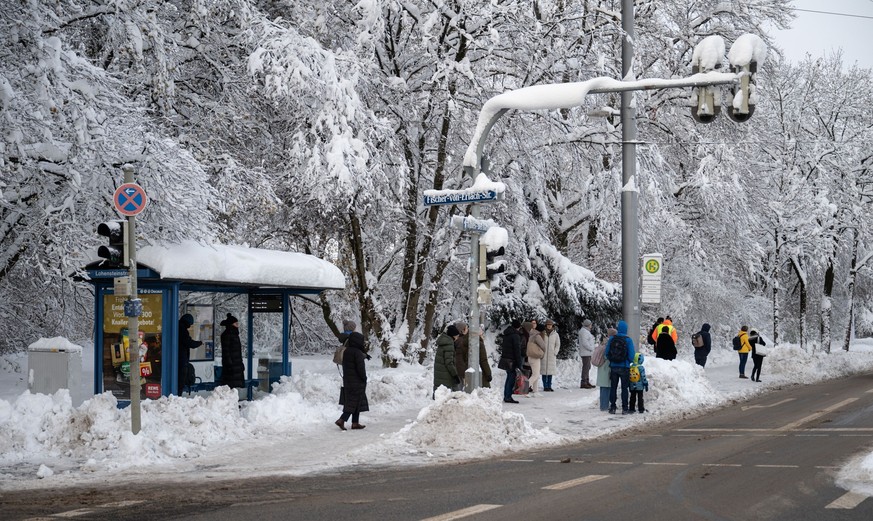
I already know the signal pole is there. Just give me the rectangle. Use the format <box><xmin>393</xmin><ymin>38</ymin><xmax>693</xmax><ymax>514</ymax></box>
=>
<box><xmin>621</xmin><ymin>0</ymin><xmax>641</xmax><ymax>342</ymax></box>
<box><xmin>123</xmin><ymin>164</ymin><xmax>142</xmax><ymax>434</ymax></box>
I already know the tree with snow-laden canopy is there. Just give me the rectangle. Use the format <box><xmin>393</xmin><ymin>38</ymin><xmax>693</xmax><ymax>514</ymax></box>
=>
<box><xmin>1</xmin><ymin>1</ymin><xmax>872</xmax><ymax>361</ymax></box>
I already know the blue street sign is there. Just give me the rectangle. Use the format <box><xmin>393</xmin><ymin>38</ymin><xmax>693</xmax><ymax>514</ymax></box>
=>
<box><xmin>423</xmin><ymin>190</ymin><xmax>500</xmax><ymax>206</ymax></box>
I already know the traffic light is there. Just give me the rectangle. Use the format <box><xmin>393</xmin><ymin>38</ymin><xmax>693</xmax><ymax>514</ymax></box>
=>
<box><xmin>726</xmin><ymin>61</ymin><xmax>757</xmax><ymax>123</ymax></box>
<box><xmin>478</xmin><ymin>243</ymin><xmax>506</xmax><ymax>283</ymax></box>
<box><xmin>97</xmin><ymin>220</ymin><xmax>129</xmax><ymax>266</ymax></box>
<box><xmin>690</xmin><ymin>66</ymin><xmax>721</xmax><ymax>124</ymax></box>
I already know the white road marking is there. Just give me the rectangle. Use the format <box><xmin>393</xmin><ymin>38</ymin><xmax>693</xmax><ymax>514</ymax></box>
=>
<box><xmin>806</xmin><ymin>428</ymin><xmax>873</xmax><ymax>432</ymax></box>
<box><xmin>51</xmin><ymin>509</ymin><xmax>95</xmax><ymax>518</ymax></box>
<box><xmin>777</xmin><ymin>398</ymin><xmax>858</xmax><ymax>431</ymax></box>
<box><xmin>39</xmin><ymin>499</ymin><xmax>148</xmax><ymax>518</ymax></box>
<box><xmin>542</xmin><ymin>475</ymin><xmax>609</xmax><ymax>490</ymax></box>
<box><xmin>702</xmin><ymin>463</ymin><xmax>742</xmax><ymax>467</ymax></box>
<box><xmin>420</xmin><ymin>504</ymin><xmax>502</xmax><ymax>521</ymax></box>
<box><xmin>754</xmin><ymin>464</ymin><xmax>799</xmax><ymax>468</ymax></box>
<box><xmin>826</xmin><ymin>491</ymin><xmax>868</xmax><ymax>509</ymax></box>
<box><xmin>675</xmin><ymin>428</ymin><xmax>771</xmax><ymax>432</ymax></box>
<box><xmin>643</xmin><ymin>462</ymin><xmax>688</xmax><ymax>466</ymax></box>
<box><xmin>595</xmin><ymin>461</ymin><xmax>634</xmax><ymax>465</ymax></box>
<box><xmin>507</xmin><ymin>459</ymin><xmax>535</xmax><ymax>462</ymax></box>
<box><xmin>741</xmin><ymin>398</ymin><xmax>796</xmax><ymax>411</ymax></box>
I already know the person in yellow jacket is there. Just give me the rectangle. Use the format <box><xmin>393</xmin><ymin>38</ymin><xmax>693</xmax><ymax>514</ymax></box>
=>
<box><xmin>651</xmin><ymin>316</ymin><xmax>678</xmax><ymax>344</ymax></box>
<box><xmin>737</xmin><ymin>325</ymin><xmax>752</xmax><ymax>378</ymax></box>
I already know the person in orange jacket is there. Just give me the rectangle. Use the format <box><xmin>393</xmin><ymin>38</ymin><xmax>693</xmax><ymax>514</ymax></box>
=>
<box><xmin>651</xmin><ymin>316</ymin><xmax>678</xmax><ymax>344</ymax></box>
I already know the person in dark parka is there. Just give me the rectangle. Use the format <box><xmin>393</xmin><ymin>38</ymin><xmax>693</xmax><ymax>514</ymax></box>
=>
<box><xmin>335</xmin><ymin>323</ymin><xmax>369</xmax><ymax>430</ymax></box>
<box><xmin>694</xmin><ymin>323</ymin><xmax>713</xmax><ymax>367</ymax></box>
<box><xmin>177</xmin><ymin>313</ymin><xmax>203</xmax><ymax>394</ymax></box>
<box><xmin>219</xmin><ymin>313</ymin><xmax>244</xmax><ymax>389</ymax></box>
<box><xmin>656</xmin><ymin>325</ymin><xmax>677</xmax><ymax>360</ymax></box>
<box><xmin>500</xmin><ymin>320</ymin><xmax>524</xmax><ymax>404</ymax></box>
<box><xmin>433</xmin><ymin>325</ymin><xmax>461</xmax><ymax>396</ymax></box>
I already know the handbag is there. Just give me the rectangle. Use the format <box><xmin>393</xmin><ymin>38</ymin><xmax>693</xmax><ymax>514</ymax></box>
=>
<box><xmin>755</xmin><ymin>346</ymin><xmax>768</xmax><ymax>357</ymax></box>
<box><xmin>338</xmin><ymin>386</ymin><xmax>345</xmax><ymax>405</ymax></box>
<box><xmin>497</xmin><ymin>357</ymin><xmax>514</xmax><ymax>371</ymax></box>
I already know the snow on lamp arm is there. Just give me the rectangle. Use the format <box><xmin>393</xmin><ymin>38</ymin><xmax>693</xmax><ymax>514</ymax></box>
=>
<box><xmin>462</xmin><ymin>33</ymin><xmax>768</xmax><ymax>171</ymax></box>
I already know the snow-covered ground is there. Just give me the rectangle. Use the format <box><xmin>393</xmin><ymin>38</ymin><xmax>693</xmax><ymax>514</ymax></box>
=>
<box><xmin>2</xmin><ymin>337</ymin><xmax>873</xmax><ymax>496</ymax></box>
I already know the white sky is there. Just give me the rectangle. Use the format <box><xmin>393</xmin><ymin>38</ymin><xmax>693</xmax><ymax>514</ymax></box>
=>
<box><xmin>2</xmin><ymin>335</ymin><xmax>873</xmax><ymax>498</ymax></box>
<box><xmin>772</xmin><ymin>0</ymin><xmax>873</xmax><ymax>69</ymax></box>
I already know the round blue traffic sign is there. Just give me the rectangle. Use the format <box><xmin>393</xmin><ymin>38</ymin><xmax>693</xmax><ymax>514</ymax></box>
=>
<box><xmin>114</xmin><ymin>183</ymin><xmax>148</xmax><ymax>216</ymax></box>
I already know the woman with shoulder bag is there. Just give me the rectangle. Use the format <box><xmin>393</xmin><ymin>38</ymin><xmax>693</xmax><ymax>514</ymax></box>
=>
<box><xmin>527</xmin><ymin>323</ymin><xmax>547</xmax><ymax>394</ymax></box>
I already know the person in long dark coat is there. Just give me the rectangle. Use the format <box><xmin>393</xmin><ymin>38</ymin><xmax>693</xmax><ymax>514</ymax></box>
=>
<box><xmin>655</xmin><ymin>325</ymin><xmax>677</xmax><ymax>360</ymax></box>
<box><xmin>335</xmin><ymin>323</ymin><xmax>369</xmax><ymax>430</ymax></box>
<box><xmin>433</xmin><ymin>325</ymin><xmax>461</xmax><ymax>396</ymax></box>
<box><xmin>500</xmin><ymin>320</ymin><xmax>524</xmax><ymax>404</ymax></box>
<box><xmin>219</xmin><ymin>313</ymin><xmax>245</xmax><ymax>389</ymax></box>
<box><xmin>177</xmin><ymin>313</ymin><xmax>202</xmax><ymax>394</ymax></box>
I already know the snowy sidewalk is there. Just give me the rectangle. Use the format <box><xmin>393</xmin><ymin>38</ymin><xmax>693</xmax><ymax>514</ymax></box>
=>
<box><xmin>2</xmin><ymin>341</ymin><xmax>873</xmax><ymax>492</ymax></box>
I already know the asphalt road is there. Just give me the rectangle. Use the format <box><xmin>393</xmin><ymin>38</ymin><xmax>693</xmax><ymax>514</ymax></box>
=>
<box><xmin>4</xmin><ymin>372</ymin><xmax>873</xmax><ymax>521</ymax></box>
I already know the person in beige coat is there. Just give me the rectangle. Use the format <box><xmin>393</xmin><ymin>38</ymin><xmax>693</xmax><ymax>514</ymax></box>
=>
<box><xmin>541</xmin><ymin>319</ymin><xmax>561</xmax><ymax>391</ymax></box>
<box><xmin>526</xmin><ymin>323</ymin><xmax>546</xmax><ymax>393</ymax></box>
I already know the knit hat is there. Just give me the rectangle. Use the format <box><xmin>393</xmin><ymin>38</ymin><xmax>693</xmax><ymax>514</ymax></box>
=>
<box><xmin>546</xmin><ymin>319</ymin><xmax>555</xmax><ymax>326</ymax></box>
<box><xmin>220</xmin><ymin>313</ymin><xmax>239</xmax><ymax>327</ymax></box>
<box><xmin>582</xmin><ymin>319</ymin><xmax>592</xmax><ymax>328</ymax></box>
<box><xmin>453</xmin><ymin>321</ymin><xmax>468</xmax><ymax>332</ymax></box>
<box><xmin>511</xmin><ymin>319</ymin><xmax>522</xmax><ymax>329</ymax></box>
<box><xmin>343</xmin><ymin>320</ymin><xmax>356</xmax><ymax>332</ymax></box>
<box><xmin>447</xmin><ymin>325</ymin><xmax>461</xmax><ymax>337</ymax></box>
<box><xmin>180</xmin><ymin>313</ymin><xmax>194</xmax><ymax>327</ymax></box>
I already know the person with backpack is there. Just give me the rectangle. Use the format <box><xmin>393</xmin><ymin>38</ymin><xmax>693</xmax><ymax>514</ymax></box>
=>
<box><xmin>628</xmin><ymin>353</ymin><xmax>649</xmax><ymax>414</ymax></box>
<box><xmin>577</xmin><ymin>319</ymin><xmax>596</xmax><ymax>389</ymax></box>
<box><xmin>646</xmin><ymin>317</ymin><xmax>663</xmax><ymax>348</ymax></box>
<box><xmin>540</xmin><ymin>319</ymin><xmax>561</xmax><ymax>391</ymax></box>
<box><xmin>692</xmin><ymin>323</ymin><xmax>712</xmax><ymax>367</ymax></box>
<box><xmin>655</xmin><ymin>325</ymin><xmax>677</xmax><ymax>360</ymax></box>
<box><xmin>736</xmin><ymin>325</ymin><xmax>752</xmax><ymax>379</ymax></box>
<box><xmin>749</xmin><ymin>329</ymin><xmax>767</xmax><ymax>382</ymax></box>
<box><xmin>596</xmin><ymin>328</ymin><xmax>617</xmax><ymax>411</ymax></box>
<box><xmin>605</xmin><ymin>320</ymin><xmax>636</xmax><ymax>414</ymax></box>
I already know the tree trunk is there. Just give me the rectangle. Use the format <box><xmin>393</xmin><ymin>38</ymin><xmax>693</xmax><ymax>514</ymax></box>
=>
<box><xmin>772</xmin><ymin>228</ymin><xmax>780</xmax><ymax>346</ymax></box>
<box><xmin>821</xmin><ymin>236</ymin><xmax>838</xmax><ymax>354</ymax></box>
<box><xmin>789</xmin><ymin>256</ymin><xmax>807</xmax><ymax>351</ymax></box>
<box><xmin>843</xmin><ymin>229</ymin><xmax>858</xmax><ymax>352</ymax></box>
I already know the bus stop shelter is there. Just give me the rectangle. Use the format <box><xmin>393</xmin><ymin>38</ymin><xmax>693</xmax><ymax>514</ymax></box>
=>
<box><xmin>82</xmin><ymin>241</ymin><xmax>345</xmax><ymax>404</ymax></box>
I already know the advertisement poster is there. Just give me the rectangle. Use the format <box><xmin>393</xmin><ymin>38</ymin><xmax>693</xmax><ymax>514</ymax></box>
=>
<box><xmin>186</xmin><ymin>304</ymin><xmax>214</xmax><ymax>361</ymax></box>
<box><xmin>102</xmin><ymin>290</ymin><xmax>163</xmax><ymax>400</ymax></box>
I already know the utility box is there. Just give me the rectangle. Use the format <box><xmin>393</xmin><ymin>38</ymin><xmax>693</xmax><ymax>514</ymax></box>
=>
<box><xmin>28</xmin><ymin>338</ymin><xmax>83</xmax><ymax>406</ymax></box>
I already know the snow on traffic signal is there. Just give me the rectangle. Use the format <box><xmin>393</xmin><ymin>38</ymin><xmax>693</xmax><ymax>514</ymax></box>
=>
<box><xmin>97</xmin><ymin>220</ymin><xmax>129</xmax><ymax>266</ymax></box>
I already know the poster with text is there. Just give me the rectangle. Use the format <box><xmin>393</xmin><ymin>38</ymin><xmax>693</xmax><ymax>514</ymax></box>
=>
<box><xmin>102</xmin><ymin>290</ymin><xmax>163</xmax><ymax>400</ymax></box>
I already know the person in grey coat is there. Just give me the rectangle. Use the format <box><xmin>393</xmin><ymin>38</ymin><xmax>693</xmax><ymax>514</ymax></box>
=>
<box><xmin>577</xmin><ymin>319</ymin><xmax>596</xmax><ymax>389</ymax></box>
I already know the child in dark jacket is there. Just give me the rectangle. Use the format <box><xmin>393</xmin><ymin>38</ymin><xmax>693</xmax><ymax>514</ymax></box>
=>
<box><xmin>628</xmin><ymin>353</ymin><xmax>649</xmax><ymax>413</ymax></box>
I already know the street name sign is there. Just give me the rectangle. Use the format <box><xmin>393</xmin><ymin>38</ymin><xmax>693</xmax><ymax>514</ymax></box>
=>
<box><xmin>423</xmin><ymin>190</ymin><xmax>500</xmax><ymax>206</ymax></box>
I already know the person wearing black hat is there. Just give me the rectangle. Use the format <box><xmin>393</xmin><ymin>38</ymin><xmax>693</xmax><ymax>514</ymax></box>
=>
<box><xmin>177</xmin><ymin>313</ymin><xmax>203</xmax><ymax>394</ymax></box>
<box><xmin>432</xmin><ymin>324</ymin><xmax>462</xmax><ymax>397</ymax></box>
<box><xmin>219</xmin><ymin>313</ymin><xmax>244</xmax><ymax>389</ymax></box>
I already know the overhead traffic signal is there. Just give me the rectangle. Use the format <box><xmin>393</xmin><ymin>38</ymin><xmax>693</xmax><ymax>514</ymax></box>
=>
<box><xmin>726</xmin><ymin>61</ymin><xmax>757</xmax><ymax>123</ymax></box>
<box><xmin>97</xmin><ymin>220</ymin><xmax>129</xmax><ymax>267</ymax></box>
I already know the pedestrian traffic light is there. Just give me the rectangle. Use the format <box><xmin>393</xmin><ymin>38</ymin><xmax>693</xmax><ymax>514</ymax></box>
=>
<box><xmin>97</xmin><ymin>220</ymin><xmax>129</xmax><ymax>267</ymax></box>
<box><xmin>478</xmin><ymin>243</ymin><xmax>506</xmax><ymax>283</ymax></box>
<box><xmin>726</xmin><ymin>61</ymin><xmax>757</xmax><ymax>123</ymax></box>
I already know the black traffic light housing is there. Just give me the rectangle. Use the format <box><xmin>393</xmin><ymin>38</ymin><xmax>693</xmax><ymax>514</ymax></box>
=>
<box><xmin>478</xmin><ymin>244</ymin><xmax>506</xmax><ymax>283</ymax></box>
<box><xmin>97</xmin><ymin>220</ymin><xmax>129</xmax><ymax>267</ymax></box>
